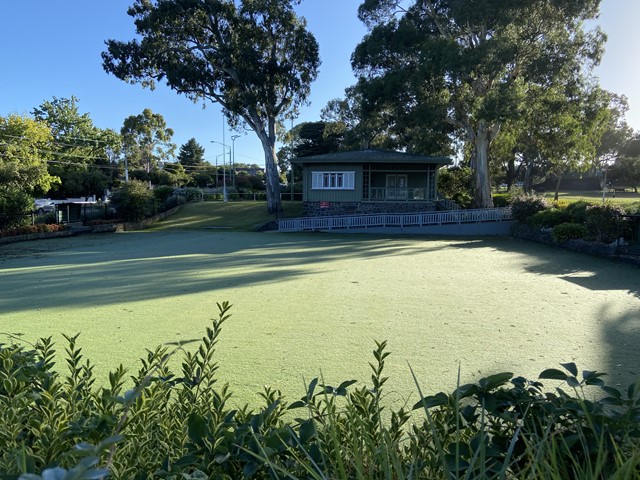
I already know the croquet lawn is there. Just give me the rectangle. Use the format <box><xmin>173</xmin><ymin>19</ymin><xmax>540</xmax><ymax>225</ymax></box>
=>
<box><xmin>1</xmin><ymin>229</ymin><xmax>639</xmax><ymax>407</ymax></box>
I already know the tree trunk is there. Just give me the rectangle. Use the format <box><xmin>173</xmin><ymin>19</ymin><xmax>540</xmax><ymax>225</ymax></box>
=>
<box><xmin>257</xmin><ymin>128</ymin><xmax>282</xmax><ymax>214</ymax></box>
<box><xmin>472</xmin><ymin>130</ymin><xmax>494</xmax><ymax>209</ymax></box>
<box><xmin>554</xmin><ymin>174</ymin><xmax>564</xmax><ymax>202</ymax></box>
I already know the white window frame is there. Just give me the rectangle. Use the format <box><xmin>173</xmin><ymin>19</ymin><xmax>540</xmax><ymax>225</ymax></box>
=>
<box><xmin>311</xmin><ymin>171</ymin><xmax>355</xmax><ymax>190</ymax></box>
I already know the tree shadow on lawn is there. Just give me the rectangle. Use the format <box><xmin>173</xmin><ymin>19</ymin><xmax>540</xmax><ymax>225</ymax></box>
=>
<box><xmin>601</xmin><ymin>304</ymin><xmax>640</xmax><ymax>387</ymax></box>
<box><xmin>0</xmin><ymin>231</ymin><xmax>451</xmax><ymax>315</ymax></box>
<box><xmin>448</xmin><ymin>236</ymin><xmax>640</xmax><ymax>299</ymax></box>
<box><xmin>449</xmin><ymin>236</ymin><xmax>640</xmax><ymax>387</ymax></box>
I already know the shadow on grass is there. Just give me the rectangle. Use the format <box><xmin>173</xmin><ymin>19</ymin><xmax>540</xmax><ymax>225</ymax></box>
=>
<box><xmin>0</xmin><ymin>231</ymin><xmax>450</xmax><ymax>315</ymax></box>
<box><xmin>448</xmin><ymin>236</ymin><xmax>640</xmax><ymax>299</ymax></box>
<box><xmin>448</xmin><ymin>236</ymin><xmax>640</xmax><ymax>386</ymax></box>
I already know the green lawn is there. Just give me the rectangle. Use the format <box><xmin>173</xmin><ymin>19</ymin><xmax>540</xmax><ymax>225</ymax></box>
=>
<box><xmin>541</xmin><ymin>190</ymin><xmax>640</xmax><ymax>208</ymax></box>
<box><xmin>151</xmin><ymin>200</ymin><xmax>303</xmax><ymax>231</ymax></box>
<box><xmin>1</xmin><ymin>212</ymin><xmax>639</xmax><ymax>408</ymax></box>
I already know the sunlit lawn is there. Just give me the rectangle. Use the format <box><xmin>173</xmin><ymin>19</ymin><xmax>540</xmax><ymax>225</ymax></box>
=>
<box><xmin>1</xmin><ymin>214</ymin><xmax>639</xmax><ymax>407</ymax></box>
<box><xmin>541</xmin><ymin>189</ymin><xmax>640</xmax><ymax>208</ymax></box>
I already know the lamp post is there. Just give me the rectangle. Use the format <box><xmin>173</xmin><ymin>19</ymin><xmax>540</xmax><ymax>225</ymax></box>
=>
<box><xmin>231</xmin><ymin>135</ymin><xmax>240</xmax><ymax>188</ymax></box>
<box><xmin>211</xmin><ymin>141</ymin><xmax>231</xmax><ymax>202</ymax></box>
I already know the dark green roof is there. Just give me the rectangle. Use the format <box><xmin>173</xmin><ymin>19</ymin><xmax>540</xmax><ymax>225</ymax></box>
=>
<box><xmin>291</xmin><ymin>149</ymin><xmax>452</xmax><ymax>165</ymax></box>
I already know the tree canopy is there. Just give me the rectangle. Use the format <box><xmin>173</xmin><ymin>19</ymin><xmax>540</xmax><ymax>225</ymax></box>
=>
<box><xmin>102</xmin><ymin>0</ymin><xmax>320</xmax><ymax>213</ymax></box>
<box><xmin>0</xmin><ymin>115</ymin><xmax>59</xmax><ymax>218</ymax></box>
<box><xmin>32</xmin><ymin>96</ymin><xmax>121</xmax><ymax>198</ymax></box>
<box><xmin>121</xmin><ymin>108</ymin><xmax>175</xmax><ymax>177</ymax></box>
<box><xmin>353</xmin><ymin>0</ymin><xmax>606</xmax><ymax>207</ymax></box>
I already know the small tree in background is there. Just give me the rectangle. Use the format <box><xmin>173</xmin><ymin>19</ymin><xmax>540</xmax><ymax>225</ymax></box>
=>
<box><xmin>110</xmin><ymin>180</ymin><xmax>155</xmax><ymax>221</ymax></box>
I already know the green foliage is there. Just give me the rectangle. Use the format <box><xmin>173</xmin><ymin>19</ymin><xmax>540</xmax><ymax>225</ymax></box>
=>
<box><xmin>552</xmin><ymin>222</ymin><xmax>588</xmax><ymax>244</ymax></box>
<box><xmin>352</xmin><ymin>0</ymin><xmax>605</xmax><ymax>207</ymax></box>
<box><xmin>121</xmin><ymin>108</ymin><xmax>175</xmax><ymax>174</ymax></box>
<box><xmin>177</xmin><ymin>138</ymin><xmax>206</xmax><ymax>167</ymax></box>
<box><xmin>0</xmin><ymin>114</ymin><xmax>59</xmax><ymax>199</ymax></box>
<box><xmin>565</xmin><ymin>200</ymin><xmax>594</xmax><ymax>224</ymax></box>
<box><xmin>102</xmin><ymin>0</ymin><xmax>321</xmax><ymax>214</ymax></box>
<box><xmin>0</xmin><ymin>189</ymin><xmax>33</xmax><ymax>229</ymax></box>
<box><xmin>109</xmin><ymin>180</ymin><xmax>155</xmax><ymax>221</ymax></box>
<box><xmin>153</xmin><ymin>185</ymin><xmax>174</xmax><ymax>204</ymax></box>
<box><xmin>528</xmin><ymin>207</ymin><xmax>571</xmax><ymax>228</ymax></box>
<box><xmin>2</xmin><ymin>305</ymin><xmax>640</xmax><ymax>479</ymax></box>
<box><xmin>492</xmin><ymin>194</ymin><xmax>510</xmax><ymax>208</ymax></box>
<box><xmin>509</xmin><ymin>195</ymin><xmax>550</xmax><ymax>223</ymax></box>
<box><xmin>585</xmin><ymin>203</ymin><xmax>625</xmax><ymax>243</ymax></box>
<box><xmin>437</xmin><ymin>166</ymin><xmax>473</xmax><ymax>208</ymax></box>
<box><xmin>32</xmin><ymin>96</ymin><xmax>121</xmax><ymax>198</ymax></box>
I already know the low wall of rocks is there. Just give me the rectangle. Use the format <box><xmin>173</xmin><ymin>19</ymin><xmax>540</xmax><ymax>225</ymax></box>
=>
<box><xmin>303</xmin><ymin>201</ymin><xmax>437</xmax><ymax>217</ymax></box>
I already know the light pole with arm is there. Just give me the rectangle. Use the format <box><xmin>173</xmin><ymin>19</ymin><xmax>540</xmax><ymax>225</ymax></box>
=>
<box><xmin>212</xmin><ymin>141</ymin><xmax>231</xmax><ymax>202</ymax></box>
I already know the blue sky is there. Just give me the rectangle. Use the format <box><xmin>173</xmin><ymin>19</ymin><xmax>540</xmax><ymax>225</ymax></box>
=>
<box><xmin>0</xmin><ymin>0</ymin><xmax>637</xmax><ymax>167</ymax></box>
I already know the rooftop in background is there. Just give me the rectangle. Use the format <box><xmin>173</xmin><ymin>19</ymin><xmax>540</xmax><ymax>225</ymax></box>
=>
<box><xmin>291</xmin><ymin>149</ymin><xmax>452</xmax><ymax>165</ymax></box>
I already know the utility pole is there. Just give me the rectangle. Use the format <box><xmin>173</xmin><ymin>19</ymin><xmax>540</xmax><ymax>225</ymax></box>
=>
<box><xmin>231</xmin><ymin>135</ymin><xmax>240</xmax><ymax>188</ymax></box>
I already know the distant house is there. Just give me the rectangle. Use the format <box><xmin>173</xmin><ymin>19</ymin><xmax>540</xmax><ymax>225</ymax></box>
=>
<box><xmin>292</xmin><ymin>149</ymin><xmax>452</xmax><ymax>216</ymax></box>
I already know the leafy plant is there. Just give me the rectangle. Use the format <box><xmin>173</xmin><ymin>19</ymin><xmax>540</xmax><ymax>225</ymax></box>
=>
<box><xmin>528</xmin><ymin>207</ymin><xmax>571</xmax><ymax>228</ymax></box>
<box><xmin>552</xmin><ymin>222</ymin><xmax>588</xmax><ymax>244</ymax></box>
<box><xmin>510</xmin><ymin>195</ymin><xmax>550</xmax><ymax>223</ymax></box>
<box><xmin>109</xmin><ymin>180</ymin><xmax>155</xmax><ymax>221</ymax></box>
<box><xmin>585</xmin><ymin>203</ymin><xmax>625</xmax><ymax>243</ymax></box>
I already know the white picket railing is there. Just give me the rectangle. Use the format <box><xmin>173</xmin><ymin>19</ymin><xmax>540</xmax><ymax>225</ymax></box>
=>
<box><xmin>278</xmin><ymin>207</ymin><xmax>512</xmax><ymax>232</ymax></box>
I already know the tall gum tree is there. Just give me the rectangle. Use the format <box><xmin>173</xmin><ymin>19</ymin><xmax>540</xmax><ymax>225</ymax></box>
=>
<box><xmin>353</xmin><ymin>0</ymin><xmax>605</xmax><ymax>208</ymax></box>
<box><xmin>102</xmin><ymin>0</ymin><xmax>320</xmax><ymax>213</ymax></box>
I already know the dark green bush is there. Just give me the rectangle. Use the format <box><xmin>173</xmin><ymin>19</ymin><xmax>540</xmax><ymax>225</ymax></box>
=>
<box><xmin>153</xmin><ymin>185</ymin><xmax>174</xmax><ymax>203</ymax></box>
<box><xmin>552</xmin><ymin>222</ymin><xmax>588</xmax><ymax>244</ymax></box>
<box><xmin>109</xmin><ymin>180</ymin><xmax>155</xmax><ymax>222</ymax></box>
<box><xmin>492</xmin><ymin>193</ymin><xmax>510</xmax><ymax>207</ymax></box>
<box><xmin>509</xmin><ymin>195</ymin><xmax>549</xmax><ymax>223</ymax></box>
<box><xmin>2</xmin><ymin>304</ymin><xmax>640</xmax><ymax>479</ymax></box>
<box><xmin>0</xmin><ymin>189</ymin><xmax>33</xmax><ymax>229</ymax></box>
<box><xmin>164</xmin><ymin>194</ymin><xmax>186</xmax><ymax>210</ymax></box>
<box><xmin>565</xmin><ymin>200</ymin><xmax>593</xmax><ymax>224</ymax></box>
<box><xmin>528</xmin><ymin>207</ymin><xmax>571</xmax><ymax>228</ymax></box>
<box><xmin>585</xmin><ymin>203</ymin><xmax>625</xmax><ymax>243</ymax></box>
<box><xmin>184</xmin><ymin>187</ymin><xmax>203</xmax><ymax>202</ymax></box>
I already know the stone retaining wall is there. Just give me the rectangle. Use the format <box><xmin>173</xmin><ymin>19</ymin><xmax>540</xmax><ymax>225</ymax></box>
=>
<box><xmin>303</xmin><ymin>201</ymin><xmax>437</xmax><ymax>217</ymax></box>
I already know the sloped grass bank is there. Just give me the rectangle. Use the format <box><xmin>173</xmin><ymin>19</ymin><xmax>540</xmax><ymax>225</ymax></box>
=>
<box><xmin>150</xmin><ymin>200</ymin><xmax>303</xmax><ymax>231</ymax></box>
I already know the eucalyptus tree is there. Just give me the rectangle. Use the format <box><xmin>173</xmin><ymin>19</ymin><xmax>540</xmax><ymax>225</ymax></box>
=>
<box><xmin>120</xmin><ymin>108</ymin><xmax>176</xmax><ymax>177</ymax></box>
<box><xmin>353</xmin><ymin>0</ymin><xmax>605</xmax><ymax>207</ymax></box>
<box><xmin>102</xmin><ymin>0</ymin><xmax>320</xmax><ymax>213</ymax></box>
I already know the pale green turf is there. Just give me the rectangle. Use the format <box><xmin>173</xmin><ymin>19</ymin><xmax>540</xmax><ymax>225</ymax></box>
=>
<box><xmin>1</xmin><ymin>225</ymin><xmax>639</xmax><ymax>408</ymax></box>
<box><xmin>151</xmin><ymin>200</ymin><xmax>303</xmax><ymax>231</ymax></box>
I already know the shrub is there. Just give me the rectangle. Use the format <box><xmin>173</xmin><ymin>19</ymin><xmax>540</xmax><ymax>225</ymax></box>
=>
<box><xmin>164</xmin><ymin>194</ymin><xmax>186</xmax><ymax>210</ymax></box>
<box><xmin>492</xmin><ymin>193</ymin><xmax>510</xmax><ymax>207</ymax></box>
<box><xmin>0</xmin><ymin>189</ymin><xmax>33</xmax><ymax>229</ymax></box>
<box><xmin>509</xmin><ymin>194</ymin><xmax>549</xmax><ymax>223</ymax></box>
<box><xmin>552</xmin><ymin>222</ymin><xmax>588</xmax><ymax>244</ymax></box>
<box><xmin>153</xmin><ymin>185</ymin><xmax>174</xmax><ymax>204</ymax></box>
<box><xmin>184</xmin><ymin>187</ymin><xmax>203</xmax><ymax>202</ymax></box>
<box><xmin>2</xmin><ymin>305</ymin><xmax>640</xmax><ymax>479</ymax></box>
<box><xmin>528</xmin><ymin>207</ymin><xmax>571</xmax><ymax>228</ymax></box>
<box><xmin>109</xmin><ymin>180</ymin><xmax>155</xmax><ymax>222</ymax></box>
<box><xmin>585</xmin><ymin>203</ymin><xmax>624</xmax><ymax>243</ymax></box>
<box><xmin>564</xmin><ymin>200</ymin><xmax>593</xmax><ymax>224</ymax></box>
